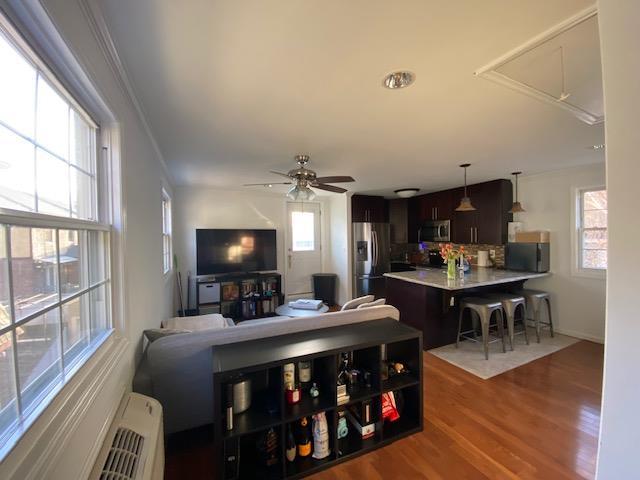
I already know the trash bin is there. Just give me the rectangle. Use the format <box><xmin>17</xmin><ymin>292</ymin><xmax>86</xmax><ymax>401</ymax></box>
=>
<box><xmin>312</xmin><ymin>273</ymin><xmax>337</xmax><ymax>306</ymax></box>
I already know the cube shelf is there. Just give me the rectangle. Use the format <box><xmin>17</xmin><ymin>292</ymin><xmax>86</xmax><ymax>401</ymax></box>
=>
<box><xmin>212</xmin><ymin>318</ymin><xmax>423</xmax><ymax>479</ymax></box>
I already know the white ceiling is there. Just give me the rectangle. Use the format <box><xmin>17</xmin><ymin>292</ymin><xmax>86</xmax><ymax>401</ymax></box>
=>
<box><xmin>97</xmin><ymin>0</ymin><xmax>604</xmax><ymax>197</ymax></box>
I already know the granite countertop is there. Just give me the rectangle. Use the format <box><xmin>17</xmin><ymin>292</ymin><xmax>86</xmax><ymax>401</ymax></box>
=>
<box><xmin>383</xmin><ymin>267</ymin><xmax>549</xmax><ymax>291</ymax></box>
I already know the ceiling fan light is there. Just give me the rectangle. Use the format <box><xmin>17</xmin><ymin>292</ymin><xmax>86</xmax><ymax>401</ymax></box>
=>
<box><xmin>286</xmin><ymin>185</ymin><xmax>316</xmax><ymax>201</ymax></box>
<box><xmin>455</xmin><ymin>196</ymin><xmax>476</xmax><ymax>212</ymax></box>
<box><xmin>394</xmin><ymin>188</ymin><xmax>420</xmax><ymax>198</ymax></box>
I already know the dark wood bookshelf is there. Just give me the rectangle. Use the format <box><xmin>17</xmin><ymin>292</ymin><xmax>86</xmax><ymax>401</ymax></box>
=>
<box><xmin>196</xmin><ymin>272</ymin><xmax>283</xmax><ymax>321</ymax></box>
<box><xmin>212</xmin><ymin>319</ymin><xmax>423</xmax><ymax>479</ymax></box>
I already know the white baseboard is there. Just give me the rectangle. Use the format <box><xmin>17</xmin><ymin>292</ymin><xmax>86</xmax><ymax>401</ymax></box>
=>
<box><xmin>554</xmin><ymin>328</ymin><xmax>604</xmax><ymax>344</ymax></box>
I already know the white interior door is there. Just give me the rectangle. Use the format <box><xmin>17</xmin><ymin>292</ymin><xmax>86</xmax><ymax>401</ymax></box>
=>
<box><xmin>286</xmin><ymin>202</ymin><xmax>322</xmax><ymax>299</ymax></box>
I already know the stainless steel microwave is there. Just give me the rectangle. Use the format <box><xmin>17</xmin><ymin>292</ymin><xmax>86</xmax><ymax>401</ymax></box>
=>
<box><xmin>419</xmin><ymin>220</ymin><xmax>451</xmax><ymax>243</ymax></box>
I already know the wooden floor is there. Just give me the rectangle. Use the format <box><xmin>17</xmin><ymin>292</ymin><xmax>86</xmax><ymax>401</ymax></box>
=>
<box><xmin>165</xmin><ymin>340</ymin><xmax>603</xmax><ymax>480</ymax></box>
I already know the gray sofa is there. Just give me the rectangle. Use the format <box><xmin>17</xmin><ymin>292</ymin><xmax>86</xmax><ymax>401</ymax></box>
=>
<box><xmin>133</xmin><ymin>305</ymin><xmax>400</xmax><ymax>435</ymax></box>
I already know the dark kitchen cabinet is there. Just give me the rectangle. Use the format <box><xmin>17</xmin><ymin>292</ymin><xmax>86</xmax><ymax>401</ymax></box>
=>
<box><xmin>352</xmin><ymin>195</ymin><xmax>388</xmax><ymax>223</ymax></box>
<box><xmin>418</xmin><ymin>190</ymin><xmax>452</xmax><ymax>222</ymax></box>
<box><xmin>451</xmin><ymin>180</ymin><xmax>512</xmax><ymax>245</ymax></box>
<box><xmin>389</xmin><ymin>198</ymin><xmax>409</xmax><ymax>243</ymax></box>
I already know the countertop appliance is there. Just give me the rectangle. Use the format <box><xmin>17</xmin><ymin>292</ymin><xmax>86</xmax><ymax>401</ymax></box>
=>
<box><xmin>477</xmin><ymin>250</ymin><xmax>491</xmax><ymax>267</ymax></box>
<box><xmin>419</xmin><ymin>220</ymin><xmax>450</xmax><ymax>243</ymax></box>
<box><xmin>428</xmin><ymin>249</ymin><xmax>445</xmax><ymax>267</ymax></box>
<box><xmin>505</xmin><ymin>242</ymin><xmax>550</xmax><ymax>272</ymax></box>
<box><xmin>353</xmin><ymin>222</ymin><xmax>390</xmax><ymax>299</ymax></box>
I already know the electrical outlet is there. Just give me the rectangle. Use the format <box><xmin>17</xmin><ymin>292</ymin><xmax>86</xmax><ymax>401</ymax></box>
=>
<box><xmin>489</xmin><ymin>249</ymin><xmax>496</xmax><ymax>259</ymax></box>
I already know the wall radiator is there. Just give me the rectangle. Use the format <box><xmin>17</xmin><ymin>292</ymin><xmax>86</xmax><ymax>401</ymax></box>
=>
<box><xmin>90</xmin><ymin>392</ymin><xmax>164</xmax><ymax>480</ymax></box>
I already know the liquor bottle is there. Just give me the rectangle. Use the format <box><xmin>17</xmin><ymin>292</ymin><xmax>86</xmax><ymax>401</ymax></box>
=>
<box><xmin>297</xmin><ymin>417</ymin><xmax>312</xmax><ymax>457</ymax></box>
<box><xmin>285</xmin><ymin>424</ymin><xmax>297</xmax><ymax>462</ymax></box>
<box><xmin>337</xmin><ymin>352</ymin><xmax>352</xmax><ymax>400</ymax></box>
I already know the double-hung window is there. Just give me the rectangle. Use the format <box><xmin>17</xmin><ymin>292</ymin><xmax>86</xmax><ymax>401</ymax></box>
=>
<box><xmin>162</xmin><ymin>188</ymin><xmax>172</xmax><ymax>274</ymax></box>
<box><xmin>0</xmin><ymin>16</ymin><xmax>112</xmax><ymax>453</ymax></box>
<box><xmin>577</xmin><ymin>187</ymin><xmax>607</xmax><ymax>273</ymax></box>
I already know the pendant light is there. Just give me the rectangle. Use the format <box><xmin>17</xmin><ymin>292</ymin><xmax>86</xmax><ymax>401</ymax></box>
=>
<box><xmin>455</xmin><ymin>163</ymin><xmax>476</xmax><ymax>212</ymax></box>
<box><xmin>509</xmin><ymin>171</ymin><xmax>525</xmax><ymax>213</ymax></box>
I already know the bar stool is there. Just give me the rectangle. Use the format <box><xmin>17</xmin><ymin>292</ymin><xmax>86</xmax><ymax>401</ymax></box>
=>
<box><xmin>520</xmin><ymin>289</ymin><xmax>554</xmax><ymax>343</ymax></box>
<box><xmin>484</xmin><ymin>293</ymin><xmax>529</xmax><ymax>349</ymax></box>
<box><xmin>457</xmin><ymin>297</ymin><xmax>506</xmax><ymax>360</ymax></box>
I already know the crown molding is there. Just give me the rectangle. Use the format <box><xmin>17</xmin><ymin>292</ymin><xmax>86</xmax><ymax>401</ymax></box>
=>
<box><xmin>77</xmin><ymin>0</ymin><xmax>175</xmax><ymax>185</ymax></box>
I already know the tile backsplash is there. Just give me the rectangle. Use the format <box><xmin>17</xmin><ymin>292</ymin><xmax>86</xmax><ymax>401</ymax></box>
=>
<box><xmin>391</xmin><ymin>242</ymin><xmax>505</xmax><ymax>267</ymax></box>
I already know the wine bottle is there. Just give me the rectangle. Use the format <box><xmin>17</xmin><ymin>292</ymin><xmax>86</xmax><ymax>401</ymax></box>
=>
<box><xmin>286</xmin><ymin>424</ymin><xmax>296</xmax><ymax>462</ymax></box>
<box><xmin>297</xmin><ymin>417</ymin><xmax>312</xmax><ymax>457</ymax></box>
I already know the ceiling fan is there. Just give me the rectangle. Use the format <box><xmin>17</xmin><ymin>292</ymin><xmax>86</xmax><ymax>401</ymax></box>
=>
<box><xmin>243</xmin><ymin>154</ymin><xmax>355</xmax><ymax>201</ymax></box>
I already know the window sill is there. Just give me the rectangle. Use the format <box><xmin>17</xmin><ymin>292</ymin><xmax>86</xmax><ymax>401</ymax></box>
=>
<box><xmin>572</xmin><ymin>268</ymin><xmax>607</xmax><ymax>280</ymax></box>
<box><xmin>0</xmin><ymin>330</ymin><xmax>127</xmax><ymax>470</ymax></box>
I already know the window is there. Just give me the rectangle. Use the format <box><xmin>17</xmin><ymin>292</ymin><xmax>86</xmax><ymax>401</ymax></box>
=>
<box><xmin>162</xmin><ymin>189</ymin><xmax>172</xmax><ymax>273</ymax></box>
<box><xmin>578</xmin><ymin>188</ymin><xmax>607</xmax><ymax>271</ymax></box>
<box><xmin>291</xmin><ymin>211</ymin><xmax>315</xmax><ymax>251</ymax></box>
<box><xmin>0</xmin><ymin>17</ymin><xmax>111</xmax><ymax>455</ymax></box>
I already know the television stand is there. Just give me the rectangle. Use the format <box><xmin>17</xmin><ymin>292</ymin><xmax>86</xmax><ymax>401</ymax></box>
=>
<box><xmin>196</xmin><ymin>272</ymin><xmax>283</xmax><ymax>321</ymax></box>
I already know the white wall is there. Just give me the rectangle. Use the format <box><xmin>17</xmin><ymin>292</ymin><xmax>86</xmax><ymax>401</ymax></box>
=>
<box><xmin>514</xmin><ymin>163</ymin><xmax>606</xmax><ymax>342</ymax></box>
<box><xmin>173</xmin><ymin>187</ymin><xmax>337</xmax><ymax>306</ymax></box>
<box><xmin>326</xmin><ymin>194</ymin><xmax>352</xmax><ymax>306</ymax></box>
<box><xmin>0</xmin><ymin>0</ymin><xmax>173</xmax><ymax>478</ymax></box>
<box><xmin>596</xmin><ymin>1</ymin><xmax>640</xmax><ymax>477</ymax></box>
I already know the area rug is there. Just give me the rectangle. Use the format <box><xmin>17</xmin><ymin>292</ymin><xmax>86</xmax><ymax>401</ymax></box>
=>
<box><xmin>428</xmin><ymin>330</ymin><xmax>580</xmax><ymax>379</ymax></box>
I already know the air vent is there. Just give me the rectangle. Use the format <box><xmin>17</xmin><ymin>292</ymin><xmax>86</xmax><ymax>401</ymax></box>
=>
<box><xmin>99</xmin><ymin>427</ymin><xmax>145</xmax><ymax>480</ymax></box>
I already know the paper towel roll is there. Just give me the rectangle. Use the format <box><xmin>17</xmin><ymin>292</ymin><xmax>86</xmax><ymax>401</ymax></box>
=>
<box><xmin>477</xmin><ymin>250</ymin><xmax>490</xmax><ymax>267</ymax></box>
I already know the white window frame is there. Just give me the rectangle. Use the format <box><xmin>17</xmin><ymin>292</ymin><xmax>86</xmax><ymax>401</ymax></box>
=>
<box><xmin>0</xmin><ymin>12</ymin><xmax>115</xmax><ymax>460</ymax></box>
<box><xmin>162</xmin><ymin>188</ymin><xmax>172</xmax><ymax>274</ymax></box>
<box><xmin>572</xmin><ymin>186</ymin><xmax>607</xmax><ymax>279</ymax></box>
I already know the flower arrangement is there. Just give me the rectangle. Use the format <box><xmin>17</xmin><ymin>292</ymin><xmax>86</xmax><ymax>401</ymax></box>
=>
<box><xmin>439</xmin><ymin>244</ymin><xmax>472</xmax><ymax>279</ymax></box>
<box><xmin>439</xmin><ymin>243</ymin><xmax>465</xmax><ymax>263</ymax></box>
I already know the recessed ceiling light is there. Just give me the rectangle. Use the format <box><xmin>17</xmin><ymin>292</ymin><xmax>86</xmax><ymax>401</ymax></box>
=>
<box><xmin>588</xmin><ymin>144</ymin><xmax>605</xmax><ymax>150</ymax></box>
<box><xmin>383</xmin><ymin>71</ymin><xmax>415</xmax><ymax>89</ymax></box>
<box><xmin>394</xmin><ymin>188</ymin><xmax>420</xmax><ymax>198</ymax></box>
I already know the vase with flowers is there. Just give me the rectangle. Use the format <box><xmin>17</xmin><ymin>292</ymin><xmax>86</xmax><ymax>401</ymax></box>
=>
<box><xmin>439</xmin><ymin>243</ymin><xmax>468</xmax><ymax>279</ymax></box>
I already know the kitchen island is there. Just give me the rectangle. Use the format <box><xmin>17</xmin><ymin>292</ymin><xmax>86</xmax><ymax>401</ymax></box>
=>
<box><xmin>384</xmin><ymin>268</ymin><xmax>549</xmax><ymax>349</ymax></box>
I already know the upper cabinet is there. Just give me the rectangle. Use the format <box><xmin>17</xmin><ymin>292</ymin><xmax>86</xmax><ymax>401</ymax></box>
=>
<box><xmin>451</xmin><ymin>179</ymin><xmax>513</xmax><ymax>245</ymax></box>
<box><xmin>388</xmin><ymin>198</ymin><xmax>408</xmax><ymax>243</ymax></box>
<box><xmin>419</xmin><ymin>190</ymin><xmax>453</xmax><ymax>221</ymax></box>
<box><xmin>351</xmin><ymin>195</ymin><xmax>388</xmax><ymax>223</ymax></box>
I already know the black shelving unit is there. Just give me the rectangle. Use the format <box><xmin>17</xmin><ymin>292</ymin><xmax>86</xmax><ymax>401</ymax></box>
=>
<box><xmin>212</xmin><ymin>318</ymin><xmax>423</xmax><ymax>479</ymax></box>
<box><xmin>196</xmin><ymin>272</ymin><xmax>283</xmax><ymax>321</ymax></box>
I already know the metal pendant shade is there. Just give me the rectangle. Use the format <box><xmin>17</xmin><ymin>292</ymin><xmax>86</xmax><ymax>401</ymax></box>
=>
<box><xmin>509</xmin><ymin>171</ymin><xmax>525</xmax><ymax>213</ymax></box>
<box><xmin>455</xmin><ymin>164</ymin><xmax>476</xmax><ymax>212</ymax></box>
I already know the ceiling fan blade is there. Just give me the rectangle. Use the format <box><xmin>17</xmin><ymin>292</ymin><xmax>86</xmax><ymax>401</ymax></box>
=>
<box><xmin>314</xmin><ymin>176</ymin><xmax>355</xmax><ymax>183</ymax></box>
<box><xmin>243</xmin><ymin>182</ymin><xmax>292</xmax><ymax>186</ymax></box>
<box><xmin>313</xmin><ymin>183</ymin><xmax>348</xmax><ymax>193</ymax></box>
<box><xmin>269</xmin><ymin>170</ymin><xmax>293</xmax><ymax>179</ymax></box>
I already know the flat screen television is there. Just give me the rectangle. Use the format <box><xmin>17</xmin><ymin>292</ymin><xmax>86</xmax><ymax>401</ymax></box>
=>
<box><xmin>196</xmin><ymin>228</ymin><xmax>277</xmax><ymax>275</ymax></box>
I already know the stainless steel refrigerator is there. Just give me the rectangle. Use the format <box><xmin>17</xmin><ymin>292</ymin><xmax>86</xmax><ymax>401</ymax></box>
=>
<box><xmin>352</xmin><ymin>222</ymin><xmax>391</xmax><ymax>299</ymax></box>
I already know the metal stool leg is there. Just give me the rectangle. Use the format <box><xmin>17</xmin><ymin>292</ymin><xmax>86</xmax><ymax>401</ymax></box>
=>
<box><xmin>480</xmin><ymin>311</ymin><xmax>490</xmax><ymax>360</ymax></box>
<box><xmin>546</xmin><ymin>298</ymin><xmax>554</xmax><ymax>337</ymax></box>
<box><xmin>504</xmin><ymin>307</ymin><xmax>515</xmax><ymax>351</ymax></box>
<box><xmin>456</xmin><ymin>306</ymin><xmax>464</xmax><ymax>348</ymax></box>
<box><xmin>496</xmin><ymin>309</ymin><xmax>507</xmax><ymax>353</ymax></box>
<box><xmin>534</xmin><ymin>305</ymin><xmax>541</xmax><ymax>343</ymax></box>
<box><xmin>519</xmin><ymin>303</ymin><xmax>530</xmax><ymax>345</ymax></box>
